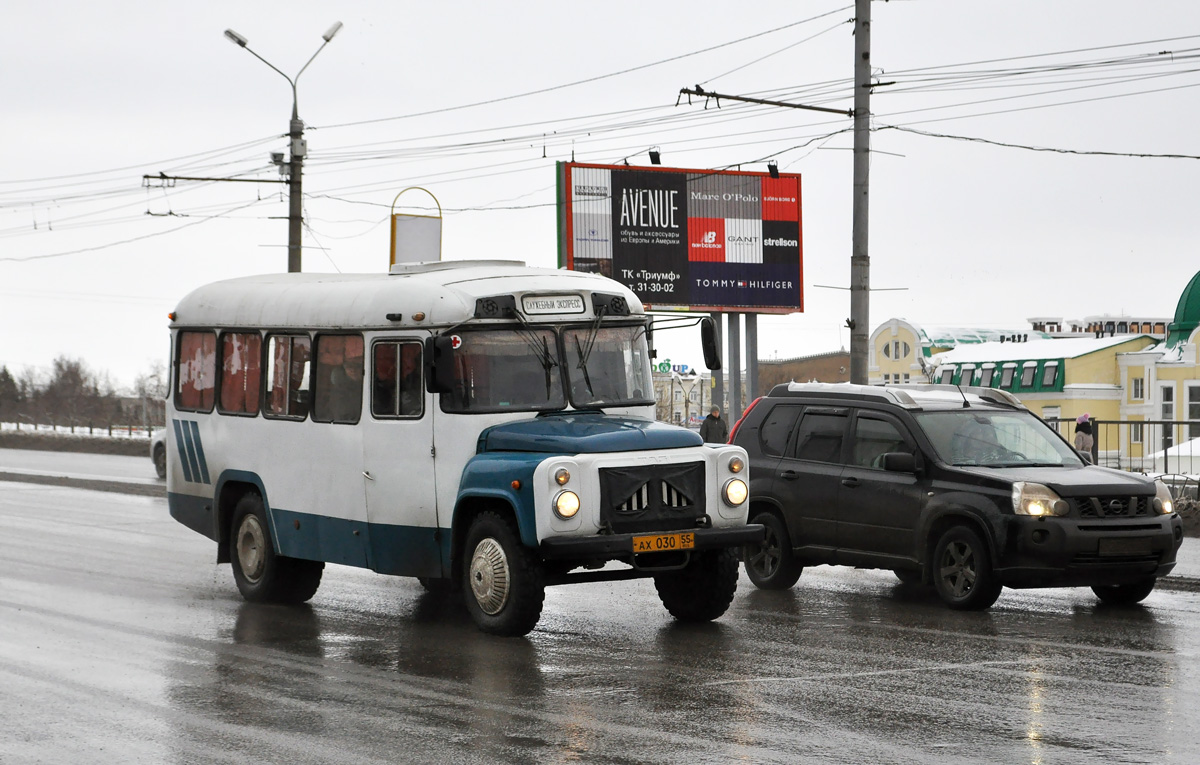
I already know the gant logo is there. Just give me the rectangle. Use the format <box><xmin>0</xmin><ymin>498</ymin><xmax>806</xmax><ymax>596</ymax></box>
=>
<box><xmin>172</xmin><ymin>419</ymin><xmax>211</xmax><ymax>485</ymax></box>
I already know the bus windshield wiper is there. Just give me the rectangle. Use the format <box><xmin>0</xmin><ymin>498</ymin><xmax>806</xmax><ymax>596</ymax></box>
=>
<box><xmin>574</xmin><ymin>335</ymin><xmax>594</xmax><ymax>397</ymax></box>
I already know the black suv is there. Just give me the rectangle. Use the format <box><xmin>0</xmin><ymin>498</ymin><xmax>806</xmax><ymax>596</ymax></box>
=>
<box><xmin>732</xmin><ymin>383</ymin><xmax>1184</xmax><ymax>610</ymax></box>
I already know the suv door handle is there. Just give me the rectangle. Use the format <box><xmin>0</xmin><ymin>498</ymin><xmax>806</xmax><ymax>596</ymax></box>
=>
<box><xmin>780</xmin><ymin>470</ymin><xmax>799</xmax><ymax>480</ymax></box>
<box><xmin>841</xmin><ymin>477</ymin><xmax>860</xmax><ymax>488</ymax></box>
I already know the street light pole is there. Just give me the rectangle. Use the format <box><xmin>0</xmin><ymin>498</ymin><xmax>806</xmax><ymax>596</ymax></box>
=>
<box><xmin>224</xmin><ymin>22</ymin><xmax>343</xmax><ymax>273</ymax></box>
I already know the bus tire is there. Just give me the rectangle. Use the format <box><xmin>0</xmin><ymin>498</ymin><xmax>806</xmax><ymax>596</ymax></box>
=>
<box><xmin>230</xmin><ymin>493</ymin><xmax>324</xmax><ymax>604</ymax></box>
<box><xmin>654</xmin><ymin>548</ymin><xmax>739</xmax><ymax>622</ymax></box>
<box><xmin>461</xmin><ymin>511</ymin><xmax>545</xmax><ymax>637</ymax></box>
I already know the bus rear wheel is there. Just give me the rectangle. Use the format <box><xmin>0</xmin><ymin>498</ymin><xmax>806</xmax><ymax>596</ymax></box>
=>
<box><xmin>461</xmin><ymin>511</ymin><xmax>545</xmax><ymax>637</ymax></box>
<box><xmin>230</xmin><ymin>493</ymin><xmax>324</xmax><ymax>604</ymax></box>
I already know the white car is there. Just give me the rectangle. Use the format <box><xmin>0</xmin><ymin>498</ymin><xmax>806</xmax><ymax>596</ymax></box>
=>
<box><xmin>150</xmin><ymin>429</ymin><xmax>167</xmax><ymax>479</ymax></box>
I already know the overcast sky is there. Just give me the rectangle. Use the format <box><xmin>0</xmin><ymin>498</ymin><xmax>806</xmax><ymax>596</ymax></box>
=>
<box><xmin>4</xmin><ymin>1</ymin><xmax>1200</xmax><ymax>388</ymax></box>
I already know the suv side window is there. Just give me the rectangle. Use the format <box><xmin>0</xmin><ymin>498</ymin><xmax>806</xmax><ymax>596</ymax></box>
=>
<box><xmin>789</xmin><ymin>410</ymin><xmax>848</xmax><ymax>464</ymax></box>
<box><xmin>852</xmin><ymin>414</ymin><xmax>913</xmax><ymax>469</ymax></box>
<box><xmin>759</xmin><ymin>404</ymin><xmax>803</xmax><ymax>457</ymax></box>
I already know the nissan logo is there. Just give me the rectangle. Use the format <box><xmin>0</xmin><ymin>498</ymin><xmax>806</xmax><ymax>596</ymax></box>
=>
<box><xmin>1106</xmin><ymin>500</ymin><xmax>1124</xmax><ymax>513</ymax></box>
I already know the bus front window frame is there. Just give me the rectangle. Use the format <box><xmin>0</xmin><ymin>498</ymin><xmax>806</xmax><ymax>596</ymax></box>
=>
<box><xmin>437</xmin><ymin>320</ymin><xmax>653</xmax><ymax>415</ymax></box>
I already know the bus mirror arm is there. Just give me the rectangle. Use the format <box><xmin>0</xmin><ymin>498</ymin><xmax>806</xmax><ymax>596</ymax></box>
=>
<box><xmin>426</xmin><ymin>335</ymin><xmax>457</xmax><ymax>394</ymax></box>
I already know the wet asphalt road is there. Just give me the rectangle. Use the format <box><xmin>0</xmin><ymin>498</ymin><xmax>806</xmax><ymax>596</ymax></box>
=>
<box><xmin>3</xmin><ymin>462</ymin><xmax>1200</xmax><ymax>763</ymax></box>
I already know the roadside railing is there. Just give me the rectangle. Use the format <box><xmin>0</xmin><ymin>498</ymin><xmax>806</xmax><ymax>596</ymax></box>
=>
<box><xmin>1047</xmin><ymin>417</ymin><xmax>1200</xmax><ymax>475</ymax></box>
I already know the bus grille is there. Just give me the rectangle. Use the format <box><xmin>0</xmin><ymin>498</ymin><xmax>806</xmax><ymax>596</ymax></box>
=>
<box><xmin>599</xmin><ymin>462</ymin><xmax>706</xmax><ymax>533</ymax></box>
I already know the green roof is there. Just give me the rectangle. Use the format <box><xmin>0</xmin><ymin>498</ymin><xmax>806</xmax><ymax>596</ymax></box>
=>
<box><xmin>1165</xmin><ymin>269</ymin><xmax>1200</xmax><ymax>349</ymax></box>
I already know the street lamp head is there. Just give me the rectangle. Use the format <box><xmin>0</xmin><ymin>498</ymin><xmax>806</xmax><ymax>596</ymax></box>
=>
<box><xmin>322</xmin><ymin>21</ymin><xmax>343</xmax><ymax>42</ymax></box>
<box><xmin>224</xmin><ymin>28</ymin><xmax>249</xmax><ymax>47</ymax></box>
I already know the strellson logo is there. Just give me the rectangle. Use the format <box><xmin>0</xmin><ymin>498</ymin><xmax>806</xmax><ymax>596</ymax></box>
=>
<box><xmin>764</xmin><ymin>236</ymin><xmax>799</xmax><ymax>247</ymax></box>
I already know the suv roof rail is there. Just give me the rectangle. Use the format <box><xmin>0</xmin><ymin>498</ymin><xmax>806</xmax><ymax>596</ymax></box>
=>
<box><xmin>772</xmin><ymin>382</ymin><xmax>920</xmax><ymax>408</ymax></box>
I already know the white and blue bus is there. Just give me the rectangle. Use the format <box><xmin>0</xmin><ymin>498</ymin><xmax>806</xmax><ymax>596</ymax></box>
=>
<box><xmin>165</xmin><ymin>260</ymin><xmax>758</xmax><ymax>635</ymax></box>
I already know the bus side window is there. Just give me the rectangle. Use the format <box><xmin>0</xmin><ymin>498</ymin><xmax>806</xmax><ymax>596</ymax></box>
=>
<box><xmin>265</xmin><ymin>334</ymin><xmax>312</xmax><ymax>420</ymax></box>
<box><xmin>372</xmin><ymin>340</ymin><xmax>423</xmax><ymax>418</ymax></box>
<box><xmin>312</xmin><ymin>334</ymin><xmax>364</xmax><ymax>424</ymax></box>
<box><xmin>176</xmin><ymin>330</ymin><xmax>216</xmax><ymax>412</ymax></box>
<box><xmin>218</xmin><ymin>331</ymin><xmax>262</xmax><ymax>416</ymax></box>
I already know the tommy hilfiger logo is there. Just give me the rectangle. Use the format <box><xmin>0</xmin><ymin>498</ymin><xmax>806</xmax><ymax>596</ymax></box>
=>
<box><xmin>172</xmin><ymin>419</ymin><xmax>211</xmax><ymax>484</ymax></box>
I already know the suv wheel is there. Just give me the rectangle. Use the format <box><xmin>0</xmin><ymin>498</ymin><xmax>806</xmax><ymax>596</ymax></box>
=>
<box><xmin>932</xmin><ymin>526</ymin><xmax>1001</xmax><ymax>610</ymax></box>
<box><xmin>744</xmin><ymin>511</ymin><xmax>803</xmax><ymax>590</ymax></box>
<box><xmin>1092</xmin><ymin>577</ymin><xmax>1155</xmax><ymax>605</ymax></box>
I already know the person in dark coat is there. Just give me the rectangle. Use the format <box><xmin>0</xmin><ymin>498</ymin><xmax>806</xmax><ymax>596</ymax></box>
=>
<box><xmin>1074</xmin><ymin>413</ymin><xmax>1094</xmax><ymax>452</ymax></box>
<box><xmin>699</xmin><ymin>407</ymin><xmax>729</xmax><ymax>444</ymax></box>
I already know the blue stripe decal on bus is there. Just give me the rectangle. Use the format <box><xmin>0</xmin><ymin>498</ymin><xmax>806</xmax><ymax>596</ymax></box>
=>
<box><xmin>180</xmin><ymin>421</ymin><xmax>203</xmax><ymax>484</ymax></box>
<box><xmin>188</xmin><ymin>421</ymin><xmax>211</xmax><ymax>484</ymax></box>
<box><xmin>172</xmin><ymin>419</ymin><xmax>194</xmax><ymax>483</ymax></box>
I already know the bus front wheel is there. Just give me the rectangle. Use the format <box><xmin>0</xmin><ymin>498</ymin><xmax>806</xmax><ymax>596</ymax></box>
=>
<box><xmin>230</xmin><ymin>493</ymin><xmax>324</xmax><ymax>604</ymax></box>
<box><xmin>462</xmin><ymin>511</ymin><xmax>545</xmax><ymax>637</ymax></box>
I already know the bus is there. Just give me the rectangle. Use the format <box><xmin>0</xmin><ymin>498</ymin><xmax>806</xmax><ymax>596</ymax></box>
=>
<box><xmin>165</xmin><ymin>260</ymin><xmax>760</xmax><ymax>635</ymax></box>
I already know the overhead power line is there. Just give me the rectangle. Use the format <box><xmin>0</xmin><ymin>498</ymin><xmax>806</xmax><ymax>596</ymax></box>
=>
<box><xmin>313</xmin><ymin>6</ymin><xmax>854</xmax><ymax>131</ymax></box>
<box><xmin>878</xmin><ymin>125</ymin><xmax>1200</xmax><ymax>160</ymax></box>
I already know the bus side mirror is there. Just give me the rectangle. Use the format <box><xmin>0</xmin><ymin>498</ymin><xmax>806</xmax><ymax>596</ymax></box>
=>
<box><xmin>700</xmin><ymin>317</ymin><xmax>721</xmax><ymax>371</ymax></box>
<box><xmin>426</xmin><ymin>335</ymin><xmax>457</xmax><ymax>394</ymax></box>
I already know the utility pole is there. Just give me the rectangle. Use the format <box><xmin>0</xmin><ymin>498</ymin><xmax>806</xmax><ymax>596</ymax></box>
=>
<box><xmin>287</xmin><ymin>116</ymin><xmax>305</xmax><ymax>273</ymax></box>
<box><xmin>850</xmin><ymin>0</ymin><xmax>871</xmax><ymax>384</ymax></box>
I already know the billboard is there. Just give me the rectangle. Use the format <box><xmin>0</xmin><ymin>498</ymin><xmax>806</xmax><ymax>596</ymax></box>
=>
<box><xmin>557</xmin><ymin>162</ymin><xmax>803</xmax><ymax>313</ymax></box>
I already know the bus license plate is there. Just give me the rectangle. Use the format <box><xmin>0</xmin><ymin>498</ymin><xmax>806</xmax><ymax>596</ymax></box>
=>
<box><xmin>632</xmin><ymin>532</ymin><xmax>695</xmax><ymax>553</ymax></box>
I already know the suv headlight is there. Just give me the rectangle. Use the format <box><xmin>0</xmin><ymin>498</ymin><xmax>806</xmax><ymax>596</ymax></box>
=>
<box><xmin>1012</xmin><ymin>482</ymin><xmax>1069</xmax><ymax>517</ymax></box>
<box><xmin>1153</xmin><ymin>480</ymin><xmax>1175</xmax><ymax>515</ymax></box>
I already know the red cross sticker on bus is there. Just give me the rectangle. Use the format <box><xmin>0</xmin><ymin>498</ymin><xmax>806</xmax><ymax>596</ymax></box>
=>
<box><xmin>449</xmin><ymin>335</ymin><xmax>463</xmax><ymax>349</ymax></box>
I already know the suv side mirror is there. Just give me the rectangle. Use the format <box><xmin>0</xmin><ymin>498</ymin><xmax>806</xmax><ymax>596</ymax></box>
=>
<box><xmin>1077</xmin><ymin>450</ymin><xmax>1094</xmax><ymax>465</ymax></box>
<box><xmin>700</xmin><ymin>317</ymin><xmax>721</xmax><ymax>370</ymax></box>
<box><xmin>426</xmin><ymin>334</ymin><xmax>457</xmax><ymax>394</ymax></box>
<box><xmin>881</xmin><ymin>452</ymin><xmax>918</xmax><ymax>473</ymax></box>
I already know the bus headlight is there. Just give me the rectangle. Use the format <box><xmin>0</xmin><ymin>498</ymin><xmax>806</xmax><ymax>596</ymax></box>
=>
<box><xmin>1012</xmin><ymin>482</ymin><xmax>1068</xmax><ymax>516</ymax></box>
<box><xmin>1154</xmin><ymin>480</ymin><xmax>1175</xmax><ymax>515</ymax></box>
<box><xmin>723</xmin><ymin>478</ymin><xmax>748</xmax><ymax>507</ymax></box>
<box><xmin>554</xmin><ymin>490</ymin><xmax>580</xmax><ymax>519</ymax></box>
<box><xmin>728</xmin><ymin>456</ymin><xmax>744</xmax><ymax>474</ymax></box>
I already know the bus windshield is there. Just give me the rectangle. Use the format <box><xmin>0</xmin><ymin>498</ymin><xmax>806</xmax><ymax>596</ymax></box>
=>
<box><xmin>441</xmin><ymin>324</ymin><xmax>653</xmax><ymax>414</ymax></box>
<box><xmin>564</xmin><ymin>325</ymin><xmax>654</xmax><ymax>409</ymax></box>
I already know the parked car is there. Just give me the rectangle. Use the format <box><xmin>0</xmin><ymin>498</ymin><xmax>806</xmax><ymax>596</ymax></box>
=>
<box><xmin>733</xmin><ymin>383</ymin><xmax>1184</xmax><ymax>610</ymax></box>
<box><xmin>150</xmin><ymin>429</ymin><xmax>167</xmax><ymax>479</ymax></box>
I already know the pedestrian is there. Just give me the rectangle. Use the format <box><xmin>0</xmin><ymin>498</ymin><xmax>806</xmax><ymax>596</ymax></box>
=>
<box><xmin>1074</xmin><ymin>413</ymin><xmax>1094</xmax><ymax>453</ymax></box>
<box><xmin>699</xmin><ymin>406</ymin><xmax>728</xmax><ymax>444</ymax></box>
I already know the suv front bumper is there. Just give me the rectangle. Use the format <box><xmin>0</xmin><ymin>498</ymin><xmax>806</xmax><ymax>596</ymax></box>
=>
<box><xmin>995</xmin><ymin>514</ymin><xmax>1184</xmax><ymax>588</ymax></box>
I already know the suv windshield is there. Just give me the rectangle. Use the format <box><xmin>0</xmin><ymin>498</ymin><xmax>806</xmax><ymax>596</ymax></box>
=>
<box><xmin>915</xmin><ymin>409</ymin><xmax>1083</xmax><ymax>468</ymax></box>
<box><xmin>442</xmin><ymin>324</ymin><xmax>653</xmax><ymax>414</ymax></box>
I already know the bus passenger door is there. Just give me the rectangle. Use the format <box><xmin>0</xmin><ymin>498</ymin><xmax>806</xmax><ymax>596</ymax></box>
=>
<box><xmin>361</xmin><ymin>338</ymin><xmax>441</xmax><ymax>578</ymax></box>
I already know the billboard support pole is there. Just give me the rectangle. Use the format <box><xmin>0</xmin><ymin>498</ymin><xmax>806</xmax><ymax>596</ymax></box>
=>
<box><xmin>729</xmin><ymin>313</ymin><xmax>742</xmax><ymax>424</ymax></box>
<box><xmin>850</xmin><ymin>0</ymin><xmax>872</xmax><ymax>384</ymax></box>
<box><xmin>711</xmin><ymin>311</ymin><xmax>724</xmax><ymax>415</ymax></box>
<box><xmin>746</xmin><ymin>313</ymin><xmax>759</xmax><ymax>402</ymax></box>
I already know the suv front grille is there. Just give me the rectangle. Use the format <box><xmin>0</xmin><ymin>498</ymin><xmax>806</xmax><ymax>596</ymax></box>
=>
<box><xmin>599</xmin><ymin>462</ymin><xmax>706</xmax><ymax>533</ymax></box>
<box><xmin>1069</xmin><ymin>495</ymin><xmax>1152</xmax><ymax>518</ymax></box>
